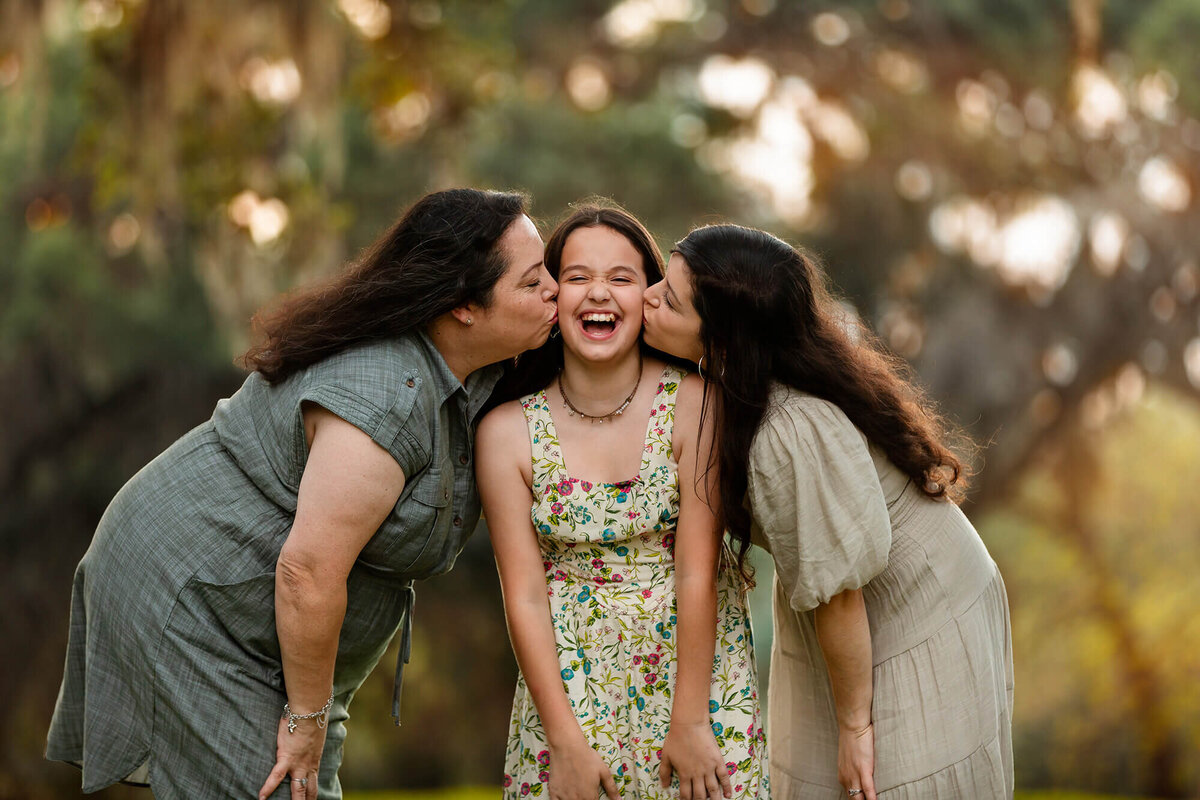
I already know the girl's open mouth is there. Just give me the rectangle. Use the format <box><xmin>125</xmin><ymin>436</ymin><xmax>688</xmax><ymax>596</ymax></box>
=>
<box><xmin>579</xmin><ymin>311</ymin><xmax>619</xmax><ymax>340</ymax></box>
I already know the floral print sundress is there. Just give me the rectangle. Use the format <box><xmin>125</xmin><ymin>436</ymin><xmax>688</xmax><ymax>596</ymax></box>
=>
<box><xmin>503</xmin><ymin>365</ymin><xmax>768</xmax><ymax>799</ymax></box>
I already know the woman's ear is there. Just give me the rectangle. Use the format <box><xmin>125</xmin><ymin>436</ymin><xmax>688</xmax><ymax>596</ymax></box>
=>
<box><xmin>449</xmin><ymin>305</ymin><xmax>477</xmax><ymax>327</ymax></box>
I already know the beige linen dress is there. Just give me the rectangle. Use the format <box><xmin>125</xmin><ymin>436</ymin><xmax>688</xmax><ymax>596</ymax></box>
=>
<box><xmin>747</xmin><ymin>386</ymin><xmax>1013</xmax><ymax>799</ymax></box>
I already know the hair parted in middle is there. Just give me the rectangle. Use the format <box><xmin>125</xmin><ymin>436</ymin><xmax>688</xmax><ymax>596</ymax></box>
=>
<box><xmin>489</xmin><ymin>198</ymin><xmax>678</xmax><ymax>406</ymax></box>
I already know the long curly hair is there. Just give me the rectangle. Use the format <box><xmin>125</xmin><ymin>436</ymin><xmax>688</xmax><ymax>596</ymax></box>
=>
<box><xmin>675</xmin><ymin>224</ymin><xmax>971</xmax><ymax>577</ymax></box>
<box><xmin>242</xmin><ymin>188</ymin><xmax>528</xmax><ymax>384</ymax></box>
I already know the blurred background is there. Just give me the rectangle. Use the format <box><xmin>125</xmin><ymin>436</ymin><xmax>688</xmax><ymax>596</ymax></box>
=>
<box><xmin>2</xmin><ymin>0</ymin><xmax>1199</xmax><ymax>797</ymax></box>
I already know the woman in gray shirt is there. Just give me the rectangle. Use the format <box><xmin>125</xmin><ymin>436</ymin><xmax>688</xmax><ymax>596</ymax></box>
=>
<box><xmin>46</xmin><ymin>188</ymin><xmax>559</xmax><ymax>799</ymax></box>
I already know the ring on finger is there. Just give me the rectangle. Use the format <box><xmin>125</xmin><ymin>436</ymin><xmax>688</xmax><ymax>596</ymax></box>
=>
<box><xmin>847</xmin><ymin>791</ymin><xmax>863</xmax><ymax>797</ymax></box>
<box><xmin>291</xmin><ymin>777</ymin><xmax>308</xmax><ymax>787</ymax></box>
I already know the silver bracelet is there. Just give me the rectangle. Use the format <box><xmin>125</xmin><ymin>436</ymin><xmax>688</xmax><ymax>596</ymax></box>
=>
<box><xmin>282</xmin><ymin>691</ymin><xmax>334</xmax><ymax>734</ymax></box>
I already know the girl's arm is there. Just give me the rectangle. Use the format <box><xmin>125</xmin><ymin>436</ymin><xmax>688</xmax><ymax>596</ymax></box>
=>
<box><xmin>814</xmin><ymin>588</ymin><xmax>877</xmax><ymax>800</ymax></box>
<box><xmin>659</xmin><ymin>376</ymin><xmax>732</xmax><ymax>800</ymax></box>
<box><xmin>259</xmin><ymin>404</ymin><xmax>406</xmax><ymax>800</ymax></box>
<box><xmin>476</xmin><ymin>404</ymin><xmax>619</xmax><ymax>800</ymax></box>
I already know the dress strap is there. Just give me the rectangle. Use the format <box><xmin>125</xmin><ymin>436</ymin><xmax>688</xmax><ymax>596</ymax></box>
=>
<box><xmin>520</xmin><ymin>389</ymin><xmax>567</xmax><ymax>487</ymax></box>
<box><xmin>640</xmin><ymin>365</ymin><xmax>687</xmax><ymax>473</ymax></box>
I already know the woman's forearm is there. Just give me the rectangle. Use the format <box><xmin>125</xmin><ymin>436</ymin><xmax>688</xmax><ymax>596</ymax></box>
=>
<box><xmin>813</xmin><ymin>588</ymin><xmax>873</xmax><ymax>731</ymax></box>
<box><xmin>275</xmin><ymin>554</ymin><xmax>345</xmax><ymax>713</ymax></box>
<box><xmin>505</xmin><ymin>593</ymin><xmax>587</xmax><ymax>746</ymax></box>
<box><xmin>670</xmin><ymin>572</ymin><xmax>718</xmax><ymax>725</ymax></box>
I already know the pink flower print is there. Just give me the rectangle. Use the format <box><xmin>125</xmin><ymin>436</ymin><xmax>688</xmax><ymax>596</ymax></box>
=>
<box><xmin>557</xmin><ymin>479</ymin><xmax>574</xmax><ymax>495</ymax></box>
<box><xmin>658</xmin><ymin>403</ymin><xmax>666</xmax><ymax>411</ymax></box>
<box><xmin>580</xmin><ymin>480</ymin><xmax>592</xmax><ymax>492</ymax></box>
<box><xmin>537</xmin><ymin>750</ymin><xmax>550</xmax><ymax>766</ymax></box>
<box><xmin>726</xmin><ymin>762</ymin><xmax>737</xmax><ymax>776</ymax></box>
<box><xmin>591</xmin><ymin>558</ymin><xmax>604</xmax><ymax>569</ymax></box>
<box><xmin>538</xmin><ymin>771</ymin><xmax>550</xmax><ymax>783</ymax></box>
<box><xmin>633</xmin><ymin>655</ymin><xmax>642</xmax><ymax>665</ymax></box>
<box><xmin>646</xmin><ymin>653</ymin><xmax>660</xmax><ymax>665</ymax></box>
<box><xmin>520</xmin><ymin>782</ymin><xmax>531</xmax><ymax>796</ymax></box>
<box><xmin>542</xmin><ymin>560</ymin><xmax>552</xmax><ymax>572</ymax></box>
<box><xmin>612</xmin><ymin>573</ymin><xmax>623</xmax><ymax>582</ymax></box>
<box><xmin>554</xmin><ymin>570</ymin><xmax>567</xmax><ymax>581</ymax></box>
<box><xmin>641</xmin><ymin>589</ymin><xmax>653</xmax><ymax>598</ymax></box>
<box><xmin>551</xmin><ymin>501</ymin><xmax>564</xmax><ymax>514</ymax></box>
<box><xmin>503</xmin><ymin>775</ymin><xmax>513</xmax><ymax>787</ymax></box>
<box><xmin>595</xmin><ymin>576</ymin><xmax>606</xmax><ymax>585</ymax></box>
<box><xmin>644</xmin><ymin>673</ymin><xmax>656</xmax><ymax>683</ymax></box>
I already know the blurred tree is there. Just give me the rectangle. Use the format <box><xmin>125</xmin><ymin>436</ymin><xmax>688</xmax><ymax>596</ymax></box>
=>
<box><xmin>3</xmin><ymin>0</ymin><xmax>1199</xmax><ymax>797</ymax></box>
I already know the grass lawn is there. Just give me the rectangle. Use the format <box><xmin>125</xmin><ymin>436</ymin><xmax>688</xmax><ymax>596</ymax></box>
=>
<box><xmin>345</xmin><ymin>790</ymin><xmax>1158</xmax><ymax>800</ymax></box>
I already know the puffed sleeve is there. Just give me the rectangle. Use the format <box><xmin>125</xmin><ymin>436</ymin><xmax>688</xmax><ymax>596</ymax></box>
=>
<box><xmin>746</xmin><ymin>391</ymin><xmax>891</xmax><ymax>612</ymax></box>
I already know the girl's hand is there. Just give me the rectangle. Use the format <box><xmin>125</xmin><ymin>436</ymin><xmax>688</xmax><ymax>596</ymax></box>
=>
<box><xmin>549</xmin><ymin>738</ymin><xmax>620</xmax><ymax>800</ymax></box>
<box><xmin>258</xmin><ymin>716</ymin><xmax>326</xmax><ymax>800</ymax></box>
<box><xmin>658</xmin><ymin>721</ymin><xmax>732</xmax><ymax>800</ymax></box>
<box><xmin>837</xmin><ymin>722</ymin><xmax>876</xmax><ymax>800</ymax></box>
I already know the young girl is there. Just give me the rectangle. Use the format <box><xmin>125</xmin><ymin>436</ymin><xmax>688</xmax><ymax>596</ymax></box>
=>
<box><xmin>477</xmin><ymin>206</ymin><xmax>768</xmax><ymax>800</ymax></box>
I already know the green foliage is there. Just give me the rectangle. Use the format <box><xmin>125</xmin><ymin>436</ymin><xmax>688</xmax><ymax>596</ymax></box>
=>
<box><xmin>464</xmin><ymin>96</ymin><xmax>735</xmax><ymax>240</ymax></box>
<box><xmin>1123</xmin><ymin>0</ymin><xmax>1200</xmax><ymax>115</ymax></box>
<box><xmin>979</xmin><ymin>388</ymin><xmax>1200</xmax><ymax>795</ymax></box>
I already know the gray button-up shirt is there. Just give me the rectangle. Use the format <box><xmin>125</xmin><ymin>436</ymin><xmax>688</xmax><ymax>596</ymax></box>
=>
<box><xmin>47</xmin><ymin>330</ymin><xmax>501</xmax><ymax>794</ymax></box>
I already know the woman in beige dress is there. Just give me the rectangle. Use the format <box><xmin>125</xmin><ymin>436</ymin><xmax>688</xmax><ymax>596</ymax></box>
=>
<box><xmin>641</xmin><ymin>223</ymin><xmax>1014</xmax><ymax>799</ymax></box>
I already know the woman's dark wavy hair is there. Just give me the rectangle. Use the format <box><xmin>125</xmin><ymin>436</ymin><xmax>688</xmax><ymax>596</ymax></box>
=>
<box><xmin>676</xmin><ymin>224</ymin><xmax>972</xmax><ymax>577</ymax></box>
<box><xmin>242</xmin><ymin>188</ymin><xmax>528</xmax><ymax>384</ymax></box>
<box><xmin>490</xmin><ymin>199</ymin><xmax>672</xmax><ymax>405</ymax></box>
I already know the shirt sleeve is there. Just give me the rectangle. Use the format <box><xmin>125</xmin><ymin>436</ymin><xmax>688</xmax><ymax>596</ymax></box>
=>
<box><xmin>746</xmin><ymin>393</ymin><xmax>891</xmax><ymax>612</ymax></box>
<box><xmin>292</xmin><ymin>368</ymin><xmax>427</xmax><ymax>485</ymax></box>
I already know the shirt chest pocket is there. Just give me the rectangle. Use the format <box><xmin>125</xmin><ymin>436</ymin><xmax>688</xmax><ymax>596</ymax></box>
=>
<box><xmin>358</xmin><ymin>465</ymin><xmax>454</xmax><ymax>576</ymax></box>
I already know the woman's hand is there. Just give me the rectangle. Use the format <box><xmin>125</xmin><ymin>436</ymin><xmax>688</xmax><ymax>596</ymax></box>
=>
<box><xmin>257</xmin><ymin>716</ymin><xmax>327</xmax><ymax>799</ymax></box>
<box><xmin>836</xmin><ymin>721</ymin><xmax>876</xmax><ymax>800</ymax></box>
<box><xmin>659</xmin><ymin>721</ymin><xmax>732</xmax><ymax>800</ymax></box>
<box><xmin>548</xmin><ymin>738</ymin><xmax>620</xmax><ymax>800</ymax></box>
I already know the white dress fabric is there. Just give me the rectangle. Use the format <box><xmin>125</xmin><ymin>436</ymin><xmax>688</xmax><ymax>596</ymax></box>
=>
<box><xmin>747</xmin><ymin>386</ymin><xmax>1014</xmax><ymax>799</ymax></box>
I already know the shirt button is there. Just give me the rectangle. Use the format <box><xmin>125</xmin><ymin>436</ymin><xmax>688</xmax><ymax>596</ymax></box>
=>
<box><xmin>405</xmin><ymin>378</ymin><xmax>415</xmax><ymax>388</ymax></box>
<box><xmin>453</xmin><ymin>516</ymin><xmax>463</xmax><ymax>527</ymax></box>
<box><xmin>442</xmin><ymin>488</ymin><xmax>450</xmax><ymax>501</ymax></box>
<box><xmin>459</xmin><ymin>454</ymin><xmax>469</xmax><ymax>465</ymax></box>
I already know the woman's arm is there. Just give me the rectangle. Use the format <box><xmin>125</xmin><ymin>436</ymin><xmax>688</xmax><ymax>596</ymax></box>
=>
<box><xmin>476</xmin><ymin>405</ymin><xmax>619</xmax><ymax>800</ymax></box>
<box><xmin>660</xmin><ymin>376</ymin><xmax>732</xmax><ymax>800</ymax></box>
<box><xmin>814</xmin><ymin>588</ymin><xmax>877</xmax><ymax>800</ymax></box>
<box><xmin>259</xmin><ymin>404</ymin><xmax>406</xmax><ymax>800</ymax></box>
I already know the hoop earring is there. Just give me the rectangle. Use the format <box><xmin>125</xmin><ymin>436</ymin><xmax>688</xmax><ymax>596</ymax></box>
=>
<box><xmin>697</xmin><ymin>355</ymin><xmax>724</xmax><ymax>381</ymax></box>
